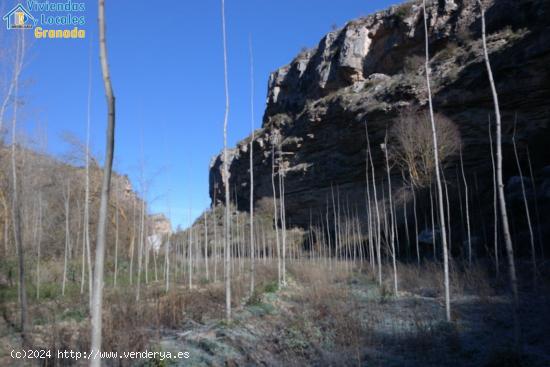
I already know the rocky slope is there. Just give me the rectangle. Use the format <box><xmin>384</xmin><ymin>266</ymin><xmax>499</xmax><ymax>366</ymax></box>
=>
<box><xmin>209</xmin><ymin>0</ymin><xmax>550</xmax><ymax>253</ymax></box>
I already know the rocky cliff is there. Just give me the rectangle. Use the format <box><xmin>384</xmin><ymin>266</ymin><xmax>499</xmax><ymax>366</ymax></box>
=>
<box><xmin>209</xmin><ymin>0</ymin><xmax>550</xmax><ymax>252</ymax></box>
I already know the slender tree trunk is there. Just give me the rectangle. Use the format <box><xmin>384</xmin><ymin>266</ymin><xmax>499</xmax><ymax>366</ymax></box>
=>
<box><xmin>188</xmin><ymin>210</ymin><xmax>193</xmax><ymax>289</ymax></box>
<box><xmin>165</xmin><ymin>235</ymin><xmax>170</xmax><ymax>292</ymax></box>
<box><xmin>249</xmin><ymin>36</ymin><xmax>255</xmax><ymax>295</ymax></box>
<box><xmin>411</xmin><ymin>178</ymin><xmax>420</xmax><ymax>265</ymax></box>
<box><xmin>279</xmin><ymin>157</ymin><xmax>287</xmax><ymax>286</ymax></box>
<box><xmin>81</xmin><ymin>39</ymin><xmax>94</xmax><ymax>309</ymax></box>
<box><xmin>10</xmin><ymin>30</ymin><xmax>28</xmax><ymax>343</ymax></box>
<box><xmin>114</xmin><ymin>178</ymin><xmax>119</xmax><ymax>288</ymax></box>
<box><xmin>382</xmin><ymin>134</ymin><xmax>398</xmax><ymax>295</ymax></box>
<box><xmin>429</xmin><ymin>186</ymin><xmax>436</xmax><ymax>257</ymax></box>
<box><xmin>512</xmin><ymin>123</ymin><xmax>536</xmax><ymax>288</ymax></box>
<box><xmin>478</xmin><ymin>0</ymin><xmax>520</xmax><ymax>346</ymax></box>
<box><xmin>423</xmin><ymin>0</ymin><xmax>451</xmax><ymax>322</ymax></box>
<box><xmin>36</xmin><ymin>193</ymin><xmax>42</xmax><ymax>300</ymax></box>
<box><xmin>129</xmin><ymin>197</ymin><xmax>136</xmax><ymax>285</ymax></box>
<box><xmin>220</xmin><ymin>0</ymin><xmax>232</xmax><ymax>321</ymax></box>
<box><xmin>91</xmin><ymin>0</ymin><xmax>116</xmax><ymax>362</ymax></box>
<box><xmin>401</xmin><ymin>171</ymin><xmax>411</xmax><ymax>260</ymax></box>
<box><xmin>488</xmin><ymin>118</ymin><xmax>500</xmax><ymax>274</ymax></box>
<box><xmin>365</xmin><ymin>123</ymin><xmax>382</xmax><ymax>285</ymax></box>
<box><xmin>525</xmin><ymin>148</ymin><xmax>544</xmax><ymax>259</ymax></box>
<box><xmin>62</xmin><ymin>180</ymin><xmax>71</xmax><ymax>296</ymax></box>
<box><xmin>459</xmin><ymin>146</ymin><xmax>472</xmax><ymax>265</ymax></box>
<box><xmin>272</xmin><ymin>142</ymin><xmax>281</xmax><ymax>287</ymax></box>
<box><xmin>204</xmin><ymin>212</ymin><xmax>209</xmax><ymax>281</ymax></box>
<box><xmin>213</xmin><ymin>202</ymin><xmax>218</xmax><ymax>282</ymax></box>
<box><xmin>364</xmin><ymin>137</ymin><xmax>374</xmax><ymax>272</ymax></box>
<box><xmin>136</xmin><ymin>199</ymin><xmax>145</xmax><ymax>301</ymax></box>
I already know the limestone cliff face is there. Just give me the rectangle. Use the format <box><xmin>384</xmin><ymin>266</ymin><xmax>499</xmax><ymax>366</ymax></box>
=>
<box><xmin>209</xmin><ymin>0</ymin><xmax>550</xmax><ymax>237</ymax></box>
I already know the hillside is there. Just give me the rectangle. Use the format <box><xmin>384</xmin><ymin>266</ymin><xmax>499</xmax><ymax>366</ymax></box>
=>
<box><xmin>209</xmin><ymin>0</ymin><xmax>550</xmax><ymax>256</ymax></box>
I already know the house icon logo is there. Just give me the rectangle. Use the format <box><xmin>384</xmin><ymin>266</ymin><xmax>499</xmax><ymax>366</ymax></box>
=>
<box><xmin>3</xmin><ymin>3</ymin><xmax>36</xmax><ymax>30</ymax></box>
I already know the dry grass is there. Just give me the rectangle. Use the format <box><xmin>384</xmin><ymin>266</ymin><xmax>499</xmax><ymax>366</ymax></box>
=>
<box><xmin>398</xmin><ymin>261</ymin><xmax>495</xmax><ymax>298</ymax></box>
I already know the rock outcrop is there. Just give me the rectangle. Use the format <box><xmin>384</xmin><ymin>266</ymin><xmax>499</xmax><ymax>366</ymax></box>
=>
<box><xmin>209</xmin><ymin>0</ymin><xmax>550</xmax><ymax>252</ymax></box>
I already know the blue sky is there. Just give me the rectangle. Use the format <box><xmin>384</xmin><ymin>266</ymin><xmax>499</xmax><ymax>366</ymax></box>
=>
<box><xmin>4</xmin><ymin>0</ymin><xmax>399</xmax><ymax>229</ymax></box>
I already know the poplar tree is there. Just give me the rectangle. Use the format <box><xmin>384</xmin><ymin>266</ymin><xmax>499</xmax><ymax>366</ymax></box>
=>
<box><xmin>91</xmin><ymin>0</ymin><xmax>116</xmax><ymax>363</ymax></box>
<box><xmin>422</xmin><ymin>0</ymin><xmax>451</xmax><ymax>322</ymax></box>
<box><xmin>477</xmin><ymin>0</ymin><xmax>520</xmax><ymax>347</ymax></box>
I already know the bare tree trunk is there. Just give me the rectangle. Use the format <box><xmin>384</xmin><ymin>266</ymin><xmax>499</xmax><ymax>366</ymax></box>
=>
<box><xmin>136</xmin><ymin>198</ymin><xmax>145</xmax><ymax>301</ymax></box>
<box><xmin>365</xmin><ymin>123</ymin><xmax>382</xmax><ymax>285</ymax></box>
<box><xmin>165</xmin><ymin>234</ymin><xmax>170</xmax><ymax>292</ymax></box>
<box><xmin>512</xmin><ymin>122</ymin><xmax>536</xmax><ymax>288</ymax></box>
<box><xmin>204</xmin><ymin>212</ymin><xmax>209</xmax><ymax>281</ymax></box>
<box><xmin>129</xmin><ymin>198</ymin><xmax>135</xmax><ymax>285</ymax></box>
<box><xmin>91</xmin><ymin>0</ymin><xmax>116</xmax><ymax>362</ymax></box>
<box><xmin>249</xmin><ymin>36</ymin><xmax>255</xmax><ymax>295</ymax></box>
<box><xmin>114</xmin><ymin>178</ymin><xmax>119</xmax><ymax>288</ymax></box>
<box><xmin>81</xmin><ymin>41</ymin><xmax>93</xmax><ymax>306</ymax></box>
<box><xmin>382</xmin><ymin>134</ymin><xmax>398</xmax><ymax>295</ymax></box>
<box><xmin>525</xmin><ymin>148</ymin><xmax>544</xmax><ymax>259</ymax></box>
<box><xmin>272</xmin><ymin>142</ymin><xmax>281</xmax><ymax>287</ymax></box>
<box><xmin>10</xmin><ymin>30</ymin><xmax>28</xmax><ymax>343</ymax></box>
<box><xmin>411</xmin><ymin>178</ymin><xmax>420</xmax><ymax>265</ymax></box>
<box><xmin>220</xmin><ymin>0</ymin><xmax>232</xmax><ymax>321</ymax></box>
<box><xmin>488</xmin><ymin>118</ymin><xmax>500</xmax><ymax>274</ymax></box>
<box><xmin>423</xmin><ymin>0</ymin><xmax>451</xmax><ymax>322</ymax></box>
<box><xmin>477</xmin><ymin>0</ymin><xmax>520</xmax><ymax>347</ymax></box>
<box><xmin>401</xmin><ymin>171</ymin><xmax>411</xmax><ymax>260</ymax></box>
<box><xmin>188</xmin><ymin>209</ymin><xmax>193</xmax><ymax>289</ymax></box>
<box><xmin>36</xmin><ymin>193</ymin><xmax>42</xmax><ymax>299</ymax></box>
<box><xmin>364</xmin><ymin>134</ymin><xmax>374</xmax><ymax>272</ymax></box>
<box><xmin>429</xmin><ymin>186</ymin><xmax>436</xmax><ymax>257</ymax></box>
<box><xmin>279</xmin><ymin>157</ymin><xmax>287</xmax><ymax>286</ymax></box>
<box><xmin>153</xmin><ymin>245</ymin><xmax>158</xmax><ymax>282</ymax></box>
<box><xmin>62</xmin><ymin>180</ymin><xmax>71</xmax><ymax>296</ymax></box>
<box><xmin>331</xmin><ymin>185</ymin><xmax>339</xmax><ymax>264</ymax></box>
<box><xmin>459</xmin><ymin>146</ymin><xmax>472</xmax><ymax>265</ymax></box>
<box><xmin>213</xmin><ymin>202</ymin><xmax>218</xmax><ymax>282</ymax></box>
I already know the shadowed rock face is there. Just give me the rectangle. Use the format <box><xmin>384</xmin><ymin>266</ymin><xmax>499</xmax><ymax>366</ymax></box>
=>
<box><xmin>209</xmin><ymin>0</ymin><xmax>550</xmax><ymax>239</ymax></box>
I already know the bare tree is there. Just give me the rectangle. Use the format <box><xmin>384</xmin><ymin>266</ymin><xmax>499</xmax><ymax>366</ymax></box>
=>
<box><xmin>526</xmin><ymin>147</ymin><xmax>544</xmax><ymax>259</ymax></box>
<box><xmin>9</xmin><ymin>30</ymin><xmax>29</xmax><ymax>342</ymax></box>
<box><xmin>204</xmin><ymin>211</ymin><xmax>209</xmax><ymax>281</ymax></box>
<box><xmin>459</xmin><ymin>146</ymin><xmax>472</xmax><ymax>265</ymax></box>
<box><xmin>512</xmin><ymin>120</ymin><xmax>536</xmax><ymax>288</ymax></box>
<box><xmin>136</xmin><ymin>195</ymin><xmax>145</xmax><ymax>300</ymax></box>
<box><xmin>381</xmin><ymin>134</ymin><xmax>398</xmax><ymax>295</ymax></box>
<box><xmin>477</xmin><ymin>0</ymin><xmax>520</xmax><ymax>347</ymax></box>
<box><xmin>365</xmin><ymin>123</ymin><xmax>382</xmax><ymax>285</ymax></box>
<box><xmin>488</xmin><ymin>118</ymin><xmax>499</xmax><ymax>274</ymax></box>
<box><xmin>248</xmin><ymin>35</ymin><xmax>255</xmax><ymax>295</ymax></box>
<box><xmin>81</xmin><ymin>40</ymin><xmax>93</xmax><ymax>308</ymax></box>
<box><xmin>220</xmin><ymin>0</ymin><xmax>232</xmax><ymax>321</ymax></box>
<box><xmin>422</xmin><ymin>0</ymin><xmax>451</xmax><ymax>322</ymax></box>
<box><xmin>278</xmin><ymin>147</ymin><xmax>287</xmax><ymax>286</ymax></box>
<box><xmin>91</xmin><ymin>0</ymin><xmax>116</xmax><ymax>363</ymax></box>
<box><xmin>188</xmin><ymin>208</ymin><xmax>193</xmax><ymax>289</ymax></box>
<box><xmin>35</xmin><ymin>192</ymin><xmax>42</xmax><ymax>299</ymax></box>
<box><xmin>62</xmin><ymin>179</ymin><xmax>71</xmax><ymax>296</ymax></box>
<box><xmin>113</xmin><ymin>176</ymin><xmax>119</xmax><ymax>287</ymax></box>
<box><xmin>271</xmin><ymin>138</ymin><xmax>281</xmax><ymax>287</ymax></box>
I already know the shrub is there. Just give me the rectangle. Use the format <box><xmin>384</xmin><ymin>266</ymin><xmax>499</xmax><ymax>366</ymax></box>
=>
<box><xmin>389</xmin><ymin>107</ymin><xmax>461</xmax><ymax>188</ymax></box>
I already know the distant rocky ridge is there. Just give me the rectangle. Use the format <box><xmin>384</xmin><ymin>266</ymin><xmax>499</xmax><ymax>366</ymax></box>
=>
<box><xmin>209</xmin><ymin>0</ymin><xmax>550</xmax><ymax>253</ymax></box>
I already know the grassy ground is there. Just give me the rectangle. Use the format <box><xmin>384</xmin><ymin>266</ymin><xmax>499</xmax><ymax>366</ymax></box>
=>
<box><xmin>1</xmin><ymin>259</ymin><xmax>549</xmax><ymax>366</ymax></box>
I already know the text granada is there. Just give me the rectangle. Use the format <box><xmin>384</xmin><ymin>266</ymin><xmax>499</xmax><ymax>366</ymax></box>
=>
<box><xmin>34</xmin><ymin>26</ymin><xmax>85</xmax><ymax>39</ymax></box>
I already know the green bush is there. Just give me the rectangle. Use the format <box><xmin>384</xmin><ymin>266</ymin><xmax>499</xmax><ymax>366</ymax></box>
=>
<box><xmin>263</xmin><ymin>282</ymin><xmax>278</xmax><ymax>293</ymax></box>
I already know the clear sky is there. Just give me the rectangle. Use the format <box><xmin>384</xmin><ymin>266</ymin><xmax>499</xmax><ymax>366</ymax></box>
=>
<box><xmin>4</xmin><ymin>0</ymin><xmax>399</xmax><ymax>229</ymax></box>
